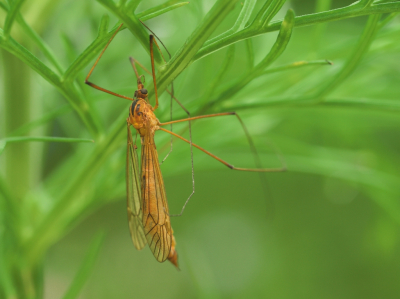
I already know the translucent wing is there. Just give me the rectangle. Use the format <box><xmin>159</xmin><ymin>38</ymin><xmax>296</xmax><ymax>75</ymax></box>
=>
<box><xmin>126</xmin><ymin>125</ymin><xmax>147</xmax><ymax>250</ymax></box>
<box><xmin>141</xmin><ymin>131</ymin><xmax>173</xmax><ymax>262</ymax></box>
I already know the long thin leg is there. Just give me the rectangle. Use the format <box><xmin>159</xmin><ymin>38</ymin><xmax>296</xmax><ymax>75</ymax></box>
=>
<box><xmin>160</xmin><ymin>112</ymin><xmax>287</xmax><ymax>171</ymax></box>
<box><xmin>159</xmin><ymin>127</ymin><xmax>286</xmax><ymax>173</ymax></box>
<box><xmin>160</xmin><ymin>111</ymin><xmax>287</xmax><ymax>219</ymax></box>
<box><xmin>159</xmin><ymin>112</ymin><xmax>236</xmax><ymax>126</ymax></box>
<box><xmin>85</xmin><ymin>23</ymin><xmax>133</xmax><ymax>101</ymax></box>
<box><xmin>159</xmin><ymin>126</ymin><xmax>285</xmax><ymax>217</ymax></box>
<box><xmin>162</xmin><ymin>82</ymin><xmax>174</xmax><ymax>165</ymax></box>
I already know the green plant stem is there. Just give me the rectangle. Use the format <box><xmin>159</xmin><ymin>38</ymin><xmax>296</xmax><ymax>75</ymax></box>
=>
<box><xmin>199</xmin><ymin>9</ymin><xmax>295</xmax><ymax>113</ymax></box>
<box><xmin>0</xmin><ymin>177</ymin><xmax>19</xmax><ymax>299</ymax></box>
<box><xmin>24</xmin><ymin>112</ymin><xmax>126</xmax><ymax>262</ymax></box>
<box><xmin>212</xmin><ymin>13</ymin><xmax>383</xmax><ymax>112</ymax></box>
<box><xmin>314</xmin><ymin>13</ymin><xmax>382</xmax><ymax>100</ymax></box>
<box><xmin>96</xmin><ymin>0</ymin><xmax>163</xmax><ymax>64</ymax></box>
<box><xmin>16</xmin><ymin>14</ymin><xmax>64</xmax><ymax>75</ymax></box>
<box><xmin>320</xmin><ymin>98</ymin><xmax>400</xmax><ymax>111</ymax></box>
<box><xmin>2</xmin><ymin>137</ymin><xmax>94</xmax><ymax>144</ymax></box>
<box><xmin>245</xmin><ymin>39</ymin><xmax>254</xmax><ymax>68</ymax></box>
<box><xmin>3</xmin><ymin>0</ymin><xmax>25</xmax><ymax>37</ymax></box>
<box><xmin>260</xmin><ymin>60</ymin><xmax>332</xmax><ymax>76</ymax></box>
<box><xmin>0</xmin><ymin>3</ymin><xmax>188</xmax><ymax>139</ymax></box>
<box><xmin>0</xmin><ymin>30</ymin><xmax>102</xmax><ymax>137</ymax></box>
<box><xmin>153</xmin><ymin>0</ymin><xmax>240</xmax><ymax>96</ymax></box>
<box><xmin>194</xmin><ymin>2</ymin><xmax>400</xmax><ymax>61</ymax></box>
<box><xmin>226</xmin><ymin>96</ymin><xmax>400</xmax><ymax>113</ymax></box>
<box><xmin>312</xmin><ymin>0</ymin><xmax>332</xmax><ymax>53</ymax></box>
<box><xmin>0</xmin><ymin>3</ymin><xmax>64</xmax><ymax>74</ymax></box>
<box><xmin>205</xmin><ymin>0</ymin><xmax>257</xmax><ymax>46</ymax></box>
<box><xmin>139</xmin><ymin>2</ymin><xmax>190</xmax><ymax>21</ymax></box>
<box><xmin>2</xmin><ymin>50</ymin><xmax>31</xmax><ymax>200</ymax></box>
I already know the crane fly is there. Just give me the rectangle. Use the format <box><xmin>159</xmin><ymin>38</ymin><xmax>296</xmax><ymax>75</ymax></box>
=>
<box><xmin>85</xmin><ymin>23</ymin><xmax>286</xmax><ymax>269</ymax></box>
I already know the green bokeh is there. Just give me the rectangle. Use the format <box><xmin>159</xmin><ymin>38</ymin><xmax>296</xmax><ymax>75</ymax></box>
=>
<box><xmin>1</xmin><ymin>0</ymin><xmax>400</xmax><ymax>298</ymax></box>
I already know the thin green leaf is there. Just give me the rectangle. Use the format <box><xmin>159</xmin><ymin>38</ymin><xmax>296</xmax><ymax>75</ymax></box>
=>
<box><xmin>374</xmin><ymin>0</ymin><xmax>400</xmax><ymax>3</ymax></box>
<box><xmin>3</xmin><ymin>0</ymin><xmax>25</xmax><ymax>37</ymax></box>
<box><xmin>204</xmin><ymin>0</ymin><xmax>257</xmax><ymax>47</ymax></box>
<box><xmin>194</xmin><ymin>2</ymin><xmax>400</xmax><ymax>61</ymax></box>
<box><xmin>200</xmin><ymin>9</ymin><xmax>295</xmax><ymax>111</ymax></box>
<box><xmin>63</xmin><ymin>15</ymin><xmax>113</xmax><ymax>82</ymax></box>
<box><xmin>62</xmin><ymin>233</ymin><xmax>105</xmax><ymax>299</ymax></box>
<box><xmin>25</xmin><ymin>112</ymin><xmax>126</xmax><ymax>262</ymax></box>
<box><xmin>138</xmin><ymin>2</ymin><xmax>190</xmax><ymax>21</ymax></box>
<box><xmin>227</xmin><ymin>96</ymin><xmax>400</xmax><ymax>113</ymax></box>
<box><xmin>235</xmin><ymin>0</ymin><xmax>258</xmax><ymax>31</ymax></box>
<box><xmin>14</xmin><ymin>13</ymin><xmax>64</xmax><ymax>74</ymax></box>
<box><xmin>154</xmin><ymin>0</ymin><xmax>241</xmax><ymax>96</ymax></box>
<box><xmin>260</xmin><ymin>60</ymin><xmax>332</xmax><ymax>76</ymax></box>
<box><xmin>98</xmin><ymin>14</ymin><xmax>110</xmax><ymax>36</ymax></box>
<box><xmin>0</xmin><ymin>31</ymin><xmax>60</xmax><ymax>86</ymax></box>
<box><xmin>260</xmin><ymin>0</ymin><xmax>287</xmax><ymax>28</ymax></box>
<box><xmin>358</xmin><ymin>0</ymin><xmax>375</xmax><ymax>8</ymax></box>
<box><xmin>1</xmin><ymin>136</ymin><xmax>94</xmax><ymax>144</ymax></box>
<box><xmin>124</xmin><ymin>0</ymin><xmax>143</xmax><ymax>12</ymax></box>
<box><xmin>137</xmin><ymin>0</ymin><xmax>185</xmax><ymax>17</ymax></box>
<box><xmin>321</xmin><ymin>97</ymin><xmax>400</xmax><ymax>112</ymax></box>
<box><xmin>378</xmin><ymin>12</ymin><xmax>399</xmax><ymax>29</ymax></box>
<box><xmin>96</xmin><ymin>0</ymin><xmax>162</xmax><ymax>64</ymax></box>
<box><xmin>245</xmin><ymin>38</ymin><xmax>254</xmax><ymax>68</ymax></box>
<box><xmin>314</xmin><ymin>14</ymin><xmax>382</xmax><ymax>99</ymax></box>
<box><xmin>0</xmin><ymin>30</ymin><xmax>102</xmax><ymax>137</ymax></box>
<box><xmin>255</xmin><ymin>9</ymin><xmax>295</xmax><ymax>72</ymax></box>
<box><xmin>252</xmin><ymin>0</ymin><xmax>273</xmax><ymax>26</ymax></box>
<box><xmin>64</xmin><ymin>0</ymin><xmax>184</xmax><ymax>83</ymax></box>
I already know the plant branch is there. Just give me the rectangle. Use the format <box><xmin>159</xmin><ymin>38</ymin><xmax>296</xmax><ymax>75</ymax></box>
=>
<box><xmin>198</xmin><ymin>9</ymin><xmax>295</xmax><ymax>113</ymax></box>
<box><xmin>152</xmin><ymin>0</ymin><xmax>241</xmax><ymax>97</ymax></box>
<box><xmin>313</xmin><ymin>13</ymin><xmax>382</xmax><ymax>100</ymax></box>
<box><xmin>3</xmin><ymin>0</ymin><xmax>25</xmax><ymax>37</ymax></box>
<box><xmin>194</xmin><ymin>1</ymin><xmax>400</xmax><ymax>61</ymax></box>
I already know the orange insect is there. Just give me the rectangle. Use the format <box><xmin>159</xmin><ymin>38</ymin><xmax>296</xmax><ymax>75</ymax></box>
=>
<box><xmin>85</xmin><ymin>24</ymin><xmax>286</xmax><ymax>269</ymax></box>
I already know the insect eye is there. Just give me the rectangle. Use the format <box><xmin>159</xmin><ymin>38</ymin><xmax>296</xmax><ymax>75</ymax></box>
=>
<box><xmin>134</xmin><ymin>91</ymin><xmax>138</xmax><ymax>98</ymax></box>
<box><xmin>141</xmin><ymin>88</ymin><xmax>148</xmax><ymax>95</ymax></box>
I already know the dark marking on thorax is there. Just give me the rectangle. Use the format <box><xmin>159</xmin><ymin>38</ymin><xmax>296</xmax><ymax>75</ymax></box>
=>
<box><xmin>130</xmin><ymin>99</ymin><xmax>139</xmax><ymax>116</ymax></box>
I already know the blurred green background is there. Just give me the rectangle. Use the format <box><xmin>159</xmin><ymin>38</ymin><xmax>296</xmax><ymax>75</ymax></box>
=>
<box><xmin>1</xmin><ymin>0</ymin><xmax>400</xmax><ymax>298</ymax></box>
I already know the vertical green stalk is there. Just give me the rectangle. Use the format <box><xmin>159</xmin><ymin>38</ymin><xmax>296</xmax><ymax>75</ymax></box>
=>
<box><xmin>312</xmin><ymin>0</ymin><xmax>331</xmax><ymax>54</ymax></box>
<box><xmin>2</xmin><ymin>50</ymin><xmax>31</xmax><ymax>200</ymax></box>
<box><xmin>1</xmin><ymin>48</ymin><xmax>43</xmax><ymax>299</ymax></box>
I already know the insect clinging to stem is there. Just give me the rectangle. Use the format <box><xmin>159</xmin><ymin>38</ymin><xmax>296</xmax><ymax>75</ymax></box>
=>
<box><xmin>85</xmin><ymin>23</ymin><xmax>286</xmax><ymax>269</ymax></box>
